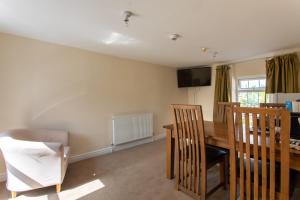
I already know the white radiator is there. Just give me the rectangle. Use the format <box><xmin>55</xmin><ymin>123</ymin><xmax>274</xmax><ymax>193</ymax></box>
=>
<box><xmin>112</xmin><ymin>112</ymin><xmax>153</xmax><ymax>145</ymax></box>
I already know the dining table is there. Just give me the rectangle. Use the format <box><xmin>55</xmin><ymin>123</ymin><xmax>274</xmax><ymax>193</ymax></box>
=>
<box><xmin>163</xmin><ymin>121</ymin><xmax>300</xmax><ymax>179</ymax></box>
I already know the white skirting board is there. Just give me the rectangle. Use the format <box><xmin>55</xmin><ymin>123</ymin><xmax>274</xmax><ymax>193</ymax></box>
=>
<box><xmin>112</xmin><ymin>137</ymin><xmax>153</xmax><ymax>151</ymax></box>
<box><xmin>69</xmin><ymin>146</ymin><xmax>113</xmax><ymax>163</ymax></box>
<box><xmin>153</xmin><ymin>132</ymin><xmax>166</xmax><ymax>141</ymax></box>
<box><xmin>0</xmin><ymin>133</ymin><xmax>166</xmax><ymax>182</ymax></box>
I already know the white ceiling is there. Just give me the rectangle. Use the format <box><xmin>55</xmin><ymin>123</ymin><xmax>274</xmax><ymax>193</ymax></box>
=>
<box><xmin>0</xmin><ymin>0</ymin><xmax>300</xmax><ymax>67</ymax></box>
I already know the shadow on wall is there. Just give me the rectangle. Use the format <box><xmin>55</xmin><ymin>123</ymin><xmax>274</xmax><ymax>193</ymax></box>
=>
<box><xmin>31</xmin><ymin>92</ymin><xmax>87</xmax><ymax>121</ymax></box>
<box><xmin>24</xmin><ymin>86</ymin><xmax>93</xmax><ymax>156</ymax></box>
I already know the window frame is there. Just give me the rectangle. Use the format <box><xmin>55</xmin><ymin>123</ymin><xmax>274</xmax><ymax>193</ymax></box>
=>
<box><xmin>236</xmin><ymin>76</ymin><xmax>267</xmax><ymax>107</ymax></box>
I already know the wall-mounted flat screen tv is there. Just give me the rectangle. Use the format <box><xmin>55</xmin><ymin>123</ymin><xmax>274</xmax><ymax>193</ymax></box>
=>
<box><xmin>177</xmin><ymin>66</ymin><xmax>211</xmax><ymax>88</ymax></box>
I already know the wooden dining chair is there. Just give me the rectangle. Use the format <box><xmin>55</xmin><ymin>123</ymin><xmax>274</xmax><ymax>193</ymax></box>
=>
<box><xmin>259</xmin><ymin>103</ymin><xmax>286</xmax><ymax>109</ymax></box>
<box><xmin>226</xmin><ymin>107</ymin><xmax>292</xmax><ymax>200</ymax></box>
<box><xmin>214</xmin><ymin>102</ymin><xmax>240</xmax><ymax>123</ymax></box>
<box><xmin>171</xmin><ymin>104</ymin><xmax>227</xmax><ymax>200</ymax></box>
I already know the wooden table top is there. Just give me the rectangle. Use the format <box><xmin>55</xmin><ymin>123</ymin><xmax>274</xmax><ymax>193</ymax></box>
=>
<box><xmin>163</xmin><ymin>121</ymin><xmax>300</xmax><ymax>155</ymax></box>
<box><xmin>164</xmin><ymin>121</ymin><xmax>229</xmax><ymax>149</ymax></box>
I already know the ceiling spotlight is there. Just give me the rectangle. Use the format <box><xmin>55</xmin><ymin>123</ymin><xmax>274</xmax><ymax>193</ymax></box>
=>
<box><xmin>123</xmin><ymin>11</ymin><xmax>133</xmax><ymax>26</ymax></box>
<box><xmin>169</xmin><ymin>34</ymin><xmax>180</xmax><ymax>41</ymax></box>
<box><xmin>201</xmin><ymin>47</ymin><xmax>209</xmax><ymax>52</ymax></box>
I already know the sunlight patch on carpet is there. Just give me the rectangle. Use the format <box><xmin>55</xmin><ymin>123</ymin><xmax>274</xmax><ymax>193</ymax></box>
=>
<box><xmin>58</xmin><ymin>179</ymin><xmax>105</xmax><ymax>200</ymax></box>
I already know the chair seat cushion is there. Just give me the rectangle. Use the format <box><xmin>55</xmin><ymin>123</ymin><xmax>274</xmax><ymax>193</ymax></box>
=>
<box><xmin>237</xmin><ymin>158</ymin><xmax>297</xmax><ymax>195</ymax></box>
<box><xmin>206</xmin><ymin>147</ymin><xmax>227</xmax><ymax>164</ymax></box>
<box><xmin>179</xmin><ymin>146</ymin><xmax>227</xmax><ymax>166</ymax></box>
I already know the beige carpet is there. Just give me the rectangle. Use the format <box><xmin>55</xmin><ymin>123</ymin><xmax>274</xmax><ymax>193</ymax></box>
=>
<box><xmin>0</xmin><ymin>139</ymin><xmax>299</xmax><ymax>200</ymax></box>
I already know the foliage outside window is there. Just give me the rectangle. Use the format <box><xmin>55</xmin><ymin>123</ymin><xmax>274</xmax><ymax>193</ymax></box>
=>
<box><xmin>237</xmin><ymin>77</ymin><xmax>268</xmax><ymax>107</ymax></box>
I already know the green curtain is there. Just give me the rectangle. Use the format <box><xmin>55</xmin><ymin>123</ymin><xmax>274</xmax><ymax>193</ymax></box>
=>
<box><xmin>266</xmin><ymin>53</ymin><xmax>300</xmax><ymax>93</ymax></box>
<box><xmin>213</xmin><ymin>65</ymin><xmax>231</xmax><ymax>122</ymax></box>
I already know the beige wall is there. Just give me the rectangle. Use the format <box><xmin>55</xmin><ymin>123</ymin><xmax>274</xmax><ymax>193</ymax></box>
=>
<box><xmin>0</xmin><ymin>33</ymin><xmax>188</xmax><ymax>174</ymax></box>
<box><xmin>188</xmin><ymin>65</ymin><xmax>217</xmax><ymax>121</ymax></box>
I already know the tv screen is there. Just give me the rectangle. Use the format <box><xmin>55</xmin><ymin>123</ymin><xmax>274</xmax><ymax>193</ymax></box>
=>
<box><xmin>177</xmin><ymin>67</ymin><xmax>211</xmax><ymax>88</ymax></box>
<box><xmin>291</xmin><ymin>112</ymin><xmax>300</xmax><ymax>139</ymax></box>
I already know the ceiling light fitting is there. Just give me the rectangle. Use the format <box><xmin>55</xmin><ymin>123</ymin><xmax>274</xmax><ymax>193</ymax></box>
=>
<box><xmin>123</xmin><ymin>11</ymin><xmax>133</xmax><ymax>27</ymax></box>
<box><xmin>169</xmin><ymin>34</ymin><xmax>180</xmax><ymax>41</ymax></box>
<box><xmin>201</xmin><ymin>47</ymin><xmax>218</xmax><ymax>58</ymax></box>
<box><xmin>201</xmin><ymin>47</ymin><xmax>209</xmax><ymax>52</ymax></box>
<box><xmin>213</xmin><ymin>51</ymin><xmax>218</xmax><ymax>58</ymax></box>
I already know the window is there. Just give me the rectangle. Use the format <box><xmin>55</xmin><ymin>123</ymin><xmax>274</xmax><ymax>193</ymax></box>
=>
<box><xmin>237</xmin><ymin>77</ymin><xmax>268</xmax><ymax>107</ymax></box>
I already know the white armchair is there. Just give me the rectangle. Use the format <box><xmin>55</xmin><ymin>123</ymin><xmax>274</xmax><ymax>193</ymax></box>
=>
<box><xmin>0</xmin><ymin>129</ymin><xmax>70</xmax><ymax>198</ymax></box>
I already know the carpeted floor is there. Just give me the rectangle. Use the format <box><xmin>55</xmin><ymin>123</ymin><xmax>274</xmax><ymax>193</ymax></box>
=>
<box><xmin>0</xmin><ymin>139</ymin><xmax>299</xmax><ymax>200</ymax></box>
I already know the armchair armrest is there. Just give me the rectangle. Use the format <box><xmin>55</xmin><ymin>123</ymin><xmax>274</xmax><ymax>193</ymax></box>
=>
<box><xmin>0</xmin><ymin>137</ymin><xmax>63</xmax><ymax>156</ymax></box>
<box><xmin>0</xmin><ymin>129</ymin><xmax>69</xmax><ymax>146</ymax></box>
<box><xmin>31</xmin><ymin>129</ymin><xmax>69</xmax><ymax>146</ymax></box>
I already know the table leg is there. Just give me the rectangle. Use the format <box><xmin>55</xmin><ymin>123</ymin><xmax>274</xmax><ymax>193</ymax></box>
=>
<box><xmin>166</xmin><ymin>129</ymin><xmax>175</xmax><ymax>179</ymax></box>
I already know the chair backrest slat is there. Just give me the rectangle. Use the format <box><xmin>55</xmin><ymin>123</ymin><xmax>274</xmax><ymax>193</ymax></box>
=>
<box><xmin>237</xmin><ymin>111</ymin><xmax>245</xmax><ymax>200</ymax></box>
<box><xmin>245</xmin><ymin>113</ymin><xmax>251</xmax><ymax>200</ymax></box>
<box><xmin>269</xmin><ymin>113</ymin><xmax>276</xmax><ymax>200</ymax></box>
<box><xmin>184</xmin><ymin>109</ymin><xmax>192</xmax><ymax>190</ymax></box>
<box><xmin>171</xmin><ymin>104</ymin><xmax>206</xmax><ymax>199</ymax></box>
<box><xmin>191</xmin><ymin>109</ymin><xmax>201</xmax><ymax>195</ymax></box>
<box><xmin>227</xmin><ymin>107</ymin><xmax>290</xmax><ymax>200</ymax></box>
<box><xmin>252</xmin><ymin>113</ymin><xmax>259</xmax><ymax>199</ymax></box>
<box><xmin>186</xmin><ymin>109</ymin><xmax>196</xmax><ymax>192</ymax></box>
<box><xmin>261</xmin><ymin>113</ymin><xmax>267</xmax><ymax>200</ymax></box>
